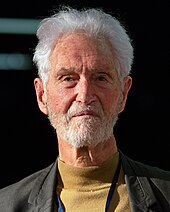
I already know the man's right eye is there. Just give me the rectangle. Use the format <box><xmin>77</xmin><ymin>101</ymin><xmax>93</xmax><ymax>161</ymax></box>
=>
<box><xmin>63</xmin><ymin>76</ymin><xmax>75</xmax><ymax>81</ymax></box>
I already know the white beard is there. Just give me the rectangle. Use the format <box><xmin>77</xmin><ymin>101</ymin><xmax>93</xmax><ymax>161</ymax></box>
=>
<box><xmin>47</xmin><ymin>102</ymin><xmax>120</xmax><ymax>148</ymax></box>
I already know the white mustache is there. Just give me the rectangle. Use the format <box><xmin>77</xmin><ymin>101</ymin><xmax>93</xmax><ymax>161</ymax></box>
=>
<box><xmin>66</xmin><ymin>103</ymin><xmax>104</xmax><ymax>121</ymax></box>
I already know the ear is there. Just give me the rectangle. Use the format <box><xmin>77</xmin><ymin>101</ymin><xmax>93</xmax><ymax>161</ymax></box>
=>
<box><xmin>34</xmin><ymin>78</ymin><xmax>48</xmax><ymax>115</ymax></box>
<box><xmin>119</xmin><ymin>76</ymin><xmax>132</xmax><ymax>113</ymax></box>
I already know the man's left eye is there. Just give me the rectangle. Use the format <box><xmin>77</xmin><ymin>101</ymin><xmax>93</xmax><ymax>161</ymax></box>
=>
<box><xmin>97</xmin><ymin>75</ymin><xmax>107</xmax><ymax>81</ymax></box>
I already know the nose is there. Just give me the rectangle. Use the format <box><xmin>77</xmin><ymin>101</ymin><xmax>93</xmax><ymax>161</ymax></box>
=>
<box><xmin>75</xmin><ymin>77</ymin><xmax>97</xmax><ymax>104</ymax></box>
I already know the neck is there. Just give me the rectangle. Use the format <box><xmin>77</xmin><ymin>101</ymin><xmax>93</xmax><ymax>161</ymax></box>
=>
<box><xmin>57</xmin><ymin>135</ymin><xmax>118</xmax><ymax>167</ymax></box>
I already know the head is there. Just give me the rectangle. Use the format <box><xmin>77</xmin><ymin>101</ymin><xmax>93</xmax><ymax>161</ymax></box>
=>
<box><xmin>33</xmin><ymin>6</ymin><xmax>133</xmax><ymax>148</ymax></box>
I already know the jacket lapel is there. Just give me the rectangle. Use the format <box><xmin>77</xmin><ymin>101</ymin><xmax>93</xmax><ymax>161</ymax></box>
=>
<box><xmin>120</xmin><ymin>151</ymin><xmax>163</xmax><ymax>211</ymax></box>
<box><xmin>28</xmin><ymin>160</ymin><xmax>58</xmax><ymax>212</ymax></box>
<box><xmin>125</xmin><ymin>175</ymin><xmax>159</xmax><ymax>211</ymax></box>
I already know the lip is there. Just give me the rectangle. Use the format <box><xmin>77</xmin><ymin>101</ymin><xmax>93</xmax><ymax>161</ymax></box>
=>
<box><xmin>72</xmin><ymin>110</ymin><xmax>98</xmax><ymax>118</ymax></box>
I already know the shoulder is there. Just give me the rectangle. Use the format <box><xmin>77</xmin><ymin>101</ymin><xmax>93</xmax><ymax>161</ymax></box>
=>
<box><xmin>0</xmin><ymin>162</ymin><xmax>55</xmax><ymax>211</ymax></box>
<box><xmin>120</xmin><ymin>150</ymin><xmax>170</xmax><ymax>179</ymax></box>
<box><xmin>119</xmin><ymin>151</ymin><xmax>170</xmax><ymax>208</ymax></box>
<box><xmin>0</xmin><ymin>163</ymin><xmax>53</xmax><ymax>191</ymax></box>
<box><xmin>131</xmin><ymin>159</ymin><xmax>170</xmax><ymax>193</ymax></box>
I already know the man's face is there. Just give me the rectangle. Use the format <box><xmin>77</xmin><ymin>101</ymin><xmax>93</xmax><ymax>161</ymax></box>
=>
<box><xmin>36</xmin><ymin>33</ymin><xmax>132</xmax><ymax>148</ymax></box>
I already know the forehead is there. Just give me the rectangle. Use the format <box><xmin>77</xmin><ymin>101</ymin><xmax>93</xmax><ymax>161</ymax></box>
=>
<box><xmin>50</xmin><ymin>33</ymin><xmax>115</xmax><ymax>70</ymax></box>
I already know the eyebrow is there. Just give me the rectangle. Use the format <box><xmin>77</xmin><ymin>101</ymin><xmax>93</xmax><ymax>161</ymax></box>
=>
<box><xmin>55</xmin><ymin>68</ymin><xmax>76</xmax><ymax>76</ymax></box>
<box><xmin>55</xmin><ymin>67</ymin><xmax>114</xmax><ymax>77</ymax></box>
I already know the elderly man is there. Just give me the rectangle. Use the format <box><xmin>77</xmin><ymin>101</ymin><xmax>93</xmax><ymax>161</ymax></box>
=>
<box><xmin>0</xmin><ymin>6</ymin><xmax>170</xmax><ymax>212</ymax></box>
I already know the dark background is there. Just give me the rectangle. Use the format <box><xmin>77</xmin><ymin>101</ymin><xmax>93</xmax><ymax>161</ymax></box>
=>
<box><xmin>0</xmin><ymin>0</ymin><xmax>170</xmax><ymax>189</ymax></box>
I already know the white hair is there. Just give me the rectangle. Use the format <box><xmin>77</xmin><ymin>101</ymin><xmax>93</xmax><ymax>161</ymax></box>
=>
<box><xmin>33</xmin><ymin>6</ymin><xmax>134</xmax><ymax>86</ymax></box>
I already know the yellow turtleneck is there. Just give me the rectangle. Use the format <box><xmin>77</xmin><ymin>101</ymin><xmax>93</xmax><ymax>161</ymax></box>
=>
<box><xmin>56</xmin><ymin>152</ymin><xmax>130</xmax><ymax>211</ymax></box>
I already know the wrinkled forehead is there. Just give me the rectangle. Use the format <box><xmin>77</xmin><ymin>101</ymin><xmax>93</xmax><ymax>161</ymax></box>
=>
<box><xmin>50</xmin><ymin>32</ymin><xmax>116</xmax><ymax>69</ymax></box>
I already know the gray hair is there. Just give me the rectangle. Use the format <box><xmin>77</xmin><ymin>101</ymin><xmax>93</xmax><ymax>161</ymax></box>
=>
<box><xmin>33</xmin><ymin>6</ymin><xmax>134</xmax><ymax>85</ymax></box>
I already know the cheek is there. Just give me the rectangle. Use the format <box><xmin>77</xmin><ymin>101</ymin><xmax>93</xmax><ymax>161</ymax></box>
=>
<box><xmin>47</xmin><ymin>88</ymin><xmax>73</xmax><ymax>114</ymax></box>
<box><xmin>101</xmin><ymin>90</ymin><xmax>121</xmax><ymax>114</ymax></box>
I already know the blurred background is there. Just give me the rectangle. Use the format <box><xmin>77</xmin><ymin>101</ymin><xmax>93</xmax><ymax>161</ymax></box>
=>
<box><xmin>0</xmin><ymin>0</ymin><xmax>170</xmax><ymax>188</ymax></box>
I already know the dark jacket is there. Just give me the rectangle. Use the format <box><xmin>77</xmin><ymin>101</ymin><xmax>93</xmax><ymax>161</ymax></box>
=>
<box><xmin>0</xmin><ymin>151</ymin><xmax>170</xmax><ymax>211</ymax></box>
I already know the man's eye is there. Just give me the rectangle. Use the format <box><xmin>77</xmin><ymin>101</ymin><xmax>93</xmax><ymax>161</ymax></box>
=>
<box><xmin>97</xmin><ymin>75</ymin><xmax>107</xmax><ymax>81</ymax></box>
<box><xmin>63</xmin><ymin>76</ymin><xmax>74</xmax><ymax>81</ymax></box>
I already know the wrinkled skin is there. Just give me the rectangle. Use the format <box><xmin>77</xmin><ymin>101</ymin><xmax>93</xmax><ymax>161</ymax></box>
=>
<box><xmin>34</xmin><ymin>33</ymin><xmax>132</xmax><ymax>167</ymax></box>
